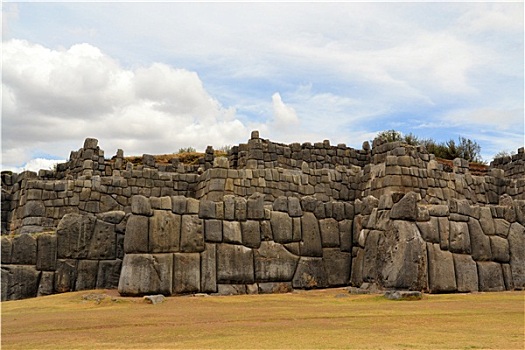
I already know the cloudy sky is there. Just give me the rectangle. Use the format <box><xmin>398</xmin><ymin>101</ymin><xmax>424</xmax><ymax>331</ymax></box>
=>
<box><xmin>2</xmin><ymin>1</ymin><xmax>524</xmax><ymax>172</ymax></box>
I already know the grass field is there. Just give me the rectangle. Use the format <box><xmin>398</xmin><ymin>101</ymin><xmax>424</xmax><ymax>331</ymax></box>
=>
<box><xmin>2</xmin><ymin>289</ymin><xmax>524</xmax><ymax>349</ymax></box>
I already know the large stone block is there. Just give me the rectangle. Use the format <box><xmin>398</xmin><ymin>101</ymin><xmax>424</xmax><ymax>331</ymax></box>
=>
<box><xmin>508</xmin><ymin>222</ymin><xmax>525</xmax><ymax>288</ymax></box>
<box><xmin>258</xmin><ymin>282</ymin><xmax>293</xmax><ymax>294</ymax></box>
<box><xmin>118</xmin><ymin>253</ymin><xmax>173</xmax><ymax>296</ymax></box>
<box><xmin>55</xmin><ymin>259</ymin><xmax>78</xmax><ymax>293</ymax></box>
<box><xmin>37</xmin><ymin>271</ymin><xmax>55</xmax><ymax>297</ymax></box>
<box><xmin>223</xmin><ymin>220</ymin><xmax>242</xmax><ymax>244</ymax></box>
<box><xmin>124</xmin><ymin>215</ymin><xmax>149</xmax><ymax>254</ymax></box>
<box><xmin>417</xmin><ymin>217</ymin><xmax>440</xmax><ymax>243</ymax></box>
<box><xmin>75</xmin><ymin>260</ymin><xmax>99</xmax><ymax>290</ymax></box>
<box><xmin>362</xmin><ymin>230</ymin><xmax>382</xmax><ymax>283</ymax></box>
<box><xmin>11</xmin><ymin>234</ymin><xmax>37</xmax><ymax>265</ymax></box>
<box><xmin>477</xmin><ymin>262</ymin><xmax>505</xmax><ymax>292</ymax></box>
<box><xmin>241</xmin><ymin>220</ymin><xmax>261</xmax><ymax>248</ymax></box>
<box><xmin>88</xmin><ymin>220</ymin><xmax>116</xmax><ymax>259</ymax></box>
<box><xmin>1</xmin><ymin>237</ymin><xmax>12</xmax><ymax>264</ymax></box>
<box><xmin>199</xmin><ymin>200</ymin><xmax>216</xmax><ymax>219</ymax></box>
<box><xmin>149</xmin><ymin>210</ymin><xmax>180</xmax><ymax>253</ymax></box>
<box><xmin>350</xmin><ymin>248</ymin><xmax>364</xmax><ymax>287</ymax></box>
<box><xmin>57</xmin><ymin>213</ymin><xmax>97</xmax><ymax>258</ymax></box>
<box><xmin>96</xmin><ymin>259</ymin><xmax>122</xmax><ymax>289</ymax></box>
<box><xmin>319</xmin><ymin>218</ymin><xmax>340</xmax><ymax>247</ymax></box>
<box><xmin>322</xmin><ymin>248</ymin><xmax>351</xmax><ymax>287</ymax></box>
<box><xmin>173</xmin><ymin>253</ymin><xmax>201</xmax><ymax>294</ymax></box>
<box><xmin>299</xmin><ymin>212</ymin><xmax>323</xmax><ymax>257</ymax></box>
<box><xmin>22</xmin><ymin>200</ymin><xmax>45</xmax><ymax>218</ymax></box>
<box><xmin>131</xmin><ymin>195</ymin><xmax>152</xmax><ymax>216</ymax></box>
<box><xmin>292</xmin><ymin>257</ymin><xmax>328</xmax><ymax>289</ymax></box>
<box><xmin>379</xmin><ymin>220</ymin><xmax>428</xmax><ymax>291</ymax></box>
<box><xmin>201</xmin><ymin>244</ymin><xmax>217</xmax><ymax>293</ymax></box>
<box><xmin>180</xmin><ymin>215</ymin><xmax>204</xmax><ymax>253</ymax></box>
<box><xmin>479</xmin><ymin>207</ymin><xmax>495</xmax><ymax>235</ymax></box>
<box><xmin>449</xmin><ymin>221</ymin><xmax>471</xmax><ymax>254</ymax></box>
<box><xmin>271</xmin><ymin>211</ymin><xmax>293</xmax><ymax>244</ymax></box>
<box><xmin>438</xmin><ymin>217</ymin><xmax>450</xmax><ymax>251</ymax></box>
<box><xmin>36</xmin><ymin>233</ymin><xmax>57</xmax><ymax>271</ymax></box>
<box><xmin>468</xmin><ymin>218</ymin><xmax>492</xmax><ymax>261</ymax></box>
<box><xmin>390</xmin><ymin>192</ymin><xmax>418</xmax><ymax>221</ymax></box>
<box><xmin>1</xmin><ymin>265</ymin><xmax>41</xmax><ymax>301</ymax></box>
<box><xmin>254</xmin><ymin>241</ymin><xmax>299</xmax><ymax>282</ymax></box>
<box><xmin>247</xmin><ymin>193</ymin><xmax>265</xmax><ymax>219</ymax></box>
<box><xmin>490</xmin><ymin>236</ymin><xmax>510</xmax><ymax>263</ymax></box>
<box><xmin>217</xmin><ymin>244</ymin><xmax>254</xmax><ymax>284</ymax></box>
<box><xmin>339</xmin><ymin>220</ymin><xmax>352</xmax><ymax>252</ymax></box>
<box><xmin>452</xmin><ymin>254</ymin><xmax>478</xmax><ymax>292</ymax></box>
<box><xmin>288</xmin><ymin>197</ymin><xmax>303</xmax><ymax>217</ymax></box>
<box><xmin>427</xmin><ymin>243</ymin><xmax>456</xmax><ymax>293</ymax></box>
<box><xmin>204</xmin><ymin>219</ymin><xmax>223</xmax><ymax>243</ymax></box>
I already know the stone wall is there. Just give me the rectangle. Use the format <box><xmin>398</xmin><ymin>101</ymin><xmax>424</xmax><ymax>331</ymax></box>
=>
<box><xmin>1</xmin><ymin>132</ymin><xmax>524</xmax><ymax>301</ymax></box>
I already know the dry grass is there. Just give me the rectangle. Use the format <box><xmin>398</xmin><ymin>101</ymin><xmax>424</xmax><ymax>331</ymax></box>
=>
<box><xmin>2</xmin><ymin>289</ymin><xmax>523</xmax><ymax>349</ymax></box>
<box><xmin>124</xmin><ymin>151</ymin><xmax>228</xmax><ymax>166</ymax></box>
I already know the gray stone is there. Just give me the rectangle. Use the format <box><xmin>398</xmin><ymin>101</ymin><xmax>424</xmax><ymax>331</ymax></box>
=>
<box><xmin>502</xmin><ymin>264</ymin><xmax>514</xmax><ymax>290</ymax></box>
<box><xmin>477</xmin><ymin>262</ymin><xmax>505</xmax><ymax>292</ymax></box>
<box><xmin>489</xmin><ymin>236</ymin><xmax>510</xmax><ymax>263</ymax></box>
<box><xmin>508</xmin><ymin>222</ymin><xmax>525</xmax><ymax>288</ymax></box>
<box><xmin>438</xmin><ymin>217</ymin><xmax>450</xmax><ymax>251</ymax></box>
<box><xmin>452</xmin><ymin>254</ymin><xmax>478</xmax><ymax>292</ymax></box>
<box><xmin>273</xmin><ymin>196</ymin><xmax>289</xmax><ymax>212</ymax></box>
<box><xmin>217</xmin><ymin>244</ymin><xmax>254</xmax><ymax>283</ymax></box>
<box><xmin>223</xmin><ymin>195</ymin><xmax>235</xmax><ymax>220</ymax></box>
<box><xmin>258</xmin><ymin>282</ymin><xmax>293</xmax><ymax>294</ymax></box>
<box><xmin>361</xmin><ymin>195</ymin><xmax>379</xmax><ymax>215</ymax></box>
<box><xmin>428</xmin><ymin>205</ymin><xmax>449</xmax><ymax>217</ymax></box>
<box><xmin>479</xmin><ymin>207</ymin><xmax>495</xmax><ymax>235</ymax></box>
<box><xmin>36</xmin><ymin>234</ymin><xmax>57</xmax><ymax>270</ymax></box>
<box><xmin>449</xmin><ymin>221</ymin><xmax>471</xmax><ymax>254</ymax></box>
<box><xmin>88</xmin><ymin>220</ymin><xmax>116</xmax><ymax>259</ymax></box>
<box><xmin>322</xmin><ymin>248</ymin><xmax>351</xmax><ymax>287</ymax></box>
<box><xmin>11</xmin><ymin>233</ymin><xmax>37</xmax><ymax>265</ymax></box>
<box><xmin>271</xmin><ymin>211</ymin><xmax>293</xmax><ymax>244</ymax></box>
<box><xmin>223</xmin><ymin>220</ymin><xmax>242</xmax><ymax>244</ymax></box>
<box><xmin>37</xmin><ymin>271</ymin><xmax>55</xmax><ymax>296</ymax></box>
<box><xmin>186</xmin><ymin>198</ymin><xmax>200</xmax><ymax>214</ymax></box>
<box><xmin>1</xmin><ymin>237</ymin><xmax>12</xmax><ymax>264</ymax></box>
<box><xmin>390</xmin><ymin>192</ymin><xmax>418</xmax><ymax>221</ymax></box>
<box><xmin>292</xmin><ymin>257</ymin><xmax>328</xmax><ymax>289</ymax></box>
<box><xmin>292</xmin><ymin>217</ymin><xmax>302</xmax><ymax>242</ymax></box>
<box><xmin>241</xmin><ymin>220</ymin><xmax>261</xmax><ymax>248</ymax></box>
<box><xmin>494</xmin><ymin>219</ymin><xmax>510</xmax><ymax>238</ymax></box>
<box><xmin>299</xmin><ymin>212</ymin><xmax>323</xmax><ymax>257</ymax></box>
<box><xmin>247</xmin><ymin>193</ymin><xmax>265</xmax><ymax>219</ymax></box>
<box><xmin>75</xmin><ymin>260</ymin><xmax>99</xmax><ymax>290</ymax></box>
<box><xmin>384</xmin><ymin>290</ymin><xmax>422</xmax><ymax>300</ymax></box>
<box><xmin>97</xmin><ymin>210</ymin><xmax>126</xmax><ymax>224</ymax></box>
<box><xmin>1</xmin><ymin>265</ymin><xmax>41</xmax><ymax>300</ymax></box>
<box><xmin>204</xmin><ymin>219</ymin><xmax>223</xmax><ymax>243</ymax></box>
<box><xmin>261</xmin><ymin>220</ymin><xmax>273</xmax><ymax>241</ymax></box>
<box><xmin>57</xmin><ymin>213</ymin><xmax>97</xmax><ymax>258</ymax></box>
<box><xmin>379</xmin><ymin>220</ymin><xmax>428</xmax><ymax>291</ymax></box>
<box><xmin>96</xmin><ymin>259</ymin><xmax>122</xmax><ymax>289</ymax></box>
<box><xmin>124</xmin><ymin>215</ymin><xmax>149</xmax><ymax>254</ymax></box>
<box><xmin>171</xmin><ymin>196</ymin><xmax>187</xmax><ymax>215</ymax></box>
<box><xmin>118</xmin><ymin>253</ymin><xmax>173</xmax><ymax>296</ymax></box>
<box><xmin>199</xmin><ymin>200</ymin><xmax>216</xmax><ymax>219</ymax></box>
<box><xmin>143</xmin><ymin>294</ymin><xmax>165</xmax><ymax>304</ymax></box>
<box><xmin>201</xmin><ymin>244</ymin><xmax>217</xmax><ymax>293</ymax></box>
<box><xmin>23</xmin><ymin>200</ymin><xmax>45</xmax><ymax>218</ymax></box>
<box><xmin>288</xmin><ymin>197</ymin><xmax>303</xmax><ymax>217</ymax></box>
<box><xmin>468</xmin><ymin>218</ymin><xmax>492</xmax><ymax>261</ymax></box>
<box><xmin>300</xmin><ymin>196</ymin><xmax>317</xmax><ymax>212</ymax></box>
<box><xmin>173</xmin><ymin>253</ymin><xmax>201</xmax><ymax>294</ymax></box>
<box><xmin>55</xmin><ymin>259</ymin><xmax>78</xmax><ymax>293</ymax></box>
<box><xmin>417</xmin><ymin>217</ymin><xmax>440</xmax><ymax>243</ymax></box>
<box><xmin>254</xmin><ymin>241</ymin><xmax>299</xmax><ymax>282</ymax></box>
<box><xmin>180</xmin><ymin>215</ymin><xmax>204</xmax><ymax>253</ymax></box>
<box><xmin>319</xmin><ymin>218</ymin><xmax>340</xmax><ymax>247</ymax></box>
<box><xmin>149</xmin><ymin>210</ymin><xmax>180</xmax><ymax>253</ymax></box>
<box><xmin>350</xmin><ymin>248</ymin><xmax>365</xmax><ymax>287</ymax></box>
<box><xmin>427</xmin><ymin>243</ymin><xmax>456</xmax><ymax>293</ymax></box>
<box><xmin>217</xmin><ymin>284</ymin><xmax>246</xmax><ymax>295</ymax></box>
<box><xmin>363</xmin><ymin>230</ymin><xmax>382</xmax><ymax>283</ymax></box>
<box><xmin>131</xmin><ymin>195</ymin><xmax>152</xmax><ymax>216</ymax></box>
<box><xmin>339</xmin><ymin>220</ymin><xmax>353</xmax><ymax>252</ymax></box>
<box><xmin>234</xmin><ymin>197</ymin><xmax>247</xmax><ymax>221</ymax></box>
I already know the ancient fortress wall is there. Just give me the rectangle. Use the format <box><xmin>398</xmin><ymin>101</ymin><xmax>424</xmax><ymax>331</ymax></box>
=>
<box><xmin>1</xmin><ymin>132</ymin><xmax>524</xmax><ymax>301</ymax></box>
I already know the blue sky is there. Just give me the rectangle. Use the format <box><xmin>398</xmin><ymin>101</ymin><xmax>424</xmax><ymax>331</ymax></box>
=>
<box><xmin>2</xmin><ymin>1</ymin><xmax>524</xmax><ymax>172</ymax></box>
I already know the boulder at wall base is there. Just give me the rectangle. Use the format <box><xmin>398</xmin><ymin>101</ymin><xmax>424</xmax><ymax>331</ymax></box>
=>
<box><xmin>96</xmin><ymin>259</ymin><xmax>122</xmax><ymax>289</ymax></box>
<box><xmin>254</xmin><ymin>241</ymin><xmax>299</xmax><ymax>282</ymax></box>
<box><xmin>452</xmin><ymin>254</ymin><xmax>478</xmax><ymax>292</ymax></box>
<box><xmin>216</xmin><ymin>244</ymin><xmax>254</xmax><ymax>284</ymax></box>
<box><xmin>508</xmin><ymin>222</ymin><xmax>525</xmax><ymax>288</ymax></box>
<box><xmin>477</xmin><ymin>261</ymin><xmax>505</xmax><ymax>292</ymax></box>
<box><xmin>1</xmin><ymin>265</ymin><xmax>41</xmax><ymax>301</ymax></box>
<box><xmin>173</xmin><ymin>253</ymin><xmax>200</xmax><ymax>294</ymax></box>
<box><xmin>299</xmin><ymin>212</ymin><xmax>323</xmax><ymax>257</ymax></box>
<box><xmin>118</xmin><ymin>253</ymin><xmax>173</xmax><ymax>296</ymax></box>
<box><xmin>426</xmin><ymin>243</ymin><xmax>456</xmax><ymax>293</ymax></box>
<box><xmin>322</xmin><ymin>248</ymin><xmax>351</xmax><ymax>287</ymax></box>
<box><xmin>379</xmin><ymin>220</ymin><xmax>428</xmax><ymax>291</ymax></box>
<box><xmin>292</xmin><ymin>257</ymin><xmax>328</xmax><ymax>289</ymax></box>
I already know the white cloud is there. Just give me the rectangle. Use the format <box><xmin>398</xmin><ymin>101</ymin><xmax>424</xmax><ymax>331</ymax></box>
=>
<box><xmin>1</xmin><ymin>39</ymin><xmax>260</xmax><ymax>170</ymax></box>
<box><xmin>271</xmin><ymin>92</ymin><xmax>299</xmax><ymax>129</ymax></box>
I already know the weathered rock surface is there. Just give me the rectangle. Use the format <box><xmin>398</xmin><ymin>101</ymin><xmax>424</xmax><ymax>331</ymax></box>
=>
<box><xmin>118</xmin><ymin>253</ymin><xmax>173</xmax><ymax>295</ymax></box>
<box><xmin>254</xmin><ymin>241</ymin><xmax>299</xmax><ymax>282</ymax></box>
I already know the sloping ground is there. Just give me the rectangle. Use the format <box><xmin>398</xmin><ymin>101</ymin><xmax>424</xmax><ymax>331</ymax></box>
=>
<box><xmin>2</xmin><ymin>289</ymin><xmax>523</xmax><ymax>350</ymax></box>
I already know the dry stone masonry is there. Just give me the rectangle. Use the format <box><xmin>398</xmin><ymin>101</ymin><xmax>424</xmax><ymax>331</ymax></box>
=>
<box><xmin>1</xmin><ymin>132</ymin><xmax>524</xmax><ymax>300</ymax></box>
